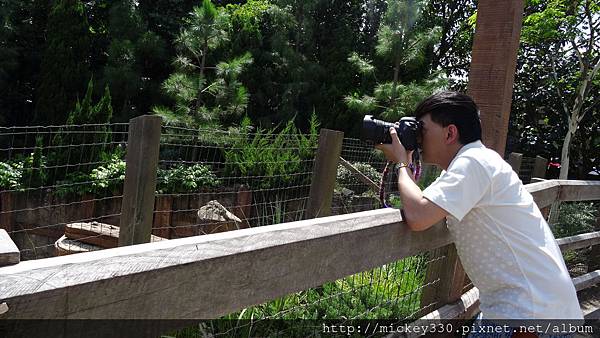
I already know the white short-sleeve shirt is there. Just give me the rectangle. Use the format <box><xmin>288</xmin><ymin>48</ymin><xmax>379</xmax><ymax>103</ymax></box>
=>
<box><xmin>422</xmin><ymin>140</ymin><xmax>582</xmax><ymax>319</ymax></box>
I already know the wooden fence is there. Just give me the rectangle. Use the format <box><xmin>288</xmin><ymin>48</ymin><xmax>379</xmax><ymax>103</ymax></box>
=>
<box><xmin>0</xmin><ymin>180</ymin><xmax>598</xmax><ymax>322</ymax></box>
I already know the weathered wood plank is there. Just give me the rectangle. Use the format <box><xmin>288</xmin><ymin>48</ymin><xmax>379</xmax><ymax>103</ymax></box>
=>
<box><xmin>557</xmin><ymin>231</ymin><xmax>600</xmax><ymax>252</ymax></box>
<box><xmin>525</xmin><ymin>180</ymin><xmax>561</xmax><ymax>209</ymax></box>
<box><xmin>507</xmin><ymin>152</ymin><xmax>523</xmax><ymax>174</ymax></box>
<box><xmin>532</xmin><ymin>156</ymin><xmax>548</xmax><ymax>179</ymax></box>
<box><xmin>66</xmin><ymin>222</ymin><xmax>165</xmax><ymax>249</ymax></box>
<box><xmin>416</xmin><ymin>267</ymin><xmax>599</xmax><ymax>324</ymax></box>
<box><xmin>573</xmin><ymin>270</ymin><xmax>600</xmax><ymax>292</ymax></box>
<box><xmin>557</xmin><ymin>180</ymin><xmax>600</xmax><ymax>202</ymax></box>
<box><xmin>119</xmin><ymin>115</ymin><xmax>161</xmax><ymax>246</ymax></box>
<box><xmin>305</xmin><ymin>129</ymin><xmax>344</xmax><ymax>219</ymax></box>
<box><xmin>0</xmin><ymin>229</ymin><xmax>19</xmax><ymax>267</ymax></box>
<box><xmin>0</xmin><ymin>208</ymin><xmax>451</xmax><ymax>319</ymax></box>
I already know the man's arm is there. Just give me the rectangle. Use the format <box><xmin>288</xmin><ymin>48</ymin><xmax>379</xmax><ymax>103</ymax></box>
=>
<box><xmin>376</xmin><ymin>127</ymin><xmax>448</xmax><ymax>231</ymax></box>
<box><xmin>395</xmin><ymin>165</ymin><xmax>448</xmax><ymax>231</ymax></box>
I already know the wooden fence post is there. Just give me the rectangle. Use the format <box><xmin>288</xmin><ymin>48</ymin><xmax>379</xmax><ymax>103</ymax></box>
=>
<box><xmin>305</xmin><ymin>129</ymin><xmax>344</xmax><ymax>219</ymax></box>
<box><xmin>421</xmin><ymin>0</ymin><xmax>525</xmax><ymax>314</ymax></box>
<box><xmin>119</xmin><ymin>115</ymin><xmax>162</xmax><ymax>246</ymax></box>
<box><xmin>507</xmin><ymin>152</ymin><xmax>523</xmax><ymax>174</ymax></box>
<box><xmin>532</xmin><ymin>156</ymin><xmax>548</xmax><ymax>179</ymax></box>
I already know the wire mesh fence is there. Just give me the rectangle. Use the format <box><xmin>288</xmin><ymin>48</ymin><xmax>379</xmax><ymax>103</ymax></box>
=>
<box><xmin>0</xmin><ymin>122</ymin><xmax>448</xmax><ymax>327</ymax></box>
<box><xmin>0</xmin><ymin>124</ymin><xmax>128</xmax><ymax>260</ymax></box>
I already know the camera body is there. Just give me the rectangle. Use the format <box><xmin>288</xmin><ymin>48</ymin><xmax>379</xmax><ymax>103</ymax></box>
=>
<box><xmin>361</xmin><ymin>115</ymin><xmax>421</xmax><ymax>150</ymax></box>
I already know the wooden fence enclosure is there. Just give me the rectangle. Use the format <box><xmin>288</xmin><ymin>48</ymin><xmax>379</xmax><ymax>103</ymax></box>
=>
<box><xmin>0</xmin><ymin>180</ymin><xmax>599</xmax><ymax>325</ymax></box>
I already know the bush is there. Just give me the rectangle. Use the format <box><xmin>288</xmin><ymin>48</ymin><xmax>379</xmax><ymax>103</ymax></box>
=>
<box><xmin>0</xmin><ymin>162</ymin><xmax>23</xmax><ymax>190</ymax></box>
<box><xmin>56</xmin><ymin>148</ymin><xmax>126</xmax><ymax>197</ymax></box>
<box><xmin>552</xmin><ymin>202</ymin><xmax>597</xmax><ymax>239</ymax></box>
<box><xmin>0</xmin><ymin>136</ymin><xmax>47</xmax><ymax>191</ymax></box>
<box><xmin>336</xmin><ymin>162</ymin><xmax>382</xmax><ymax>195</ymax></box>
<box><xmin>157</xmin><ymin>163</ymin><xmax>220</xmax><ymax>194</ymax></box>
<box><xmin>223</xmin><ymin>113</ymin><xmax>319</xmax><ymax>189</ymax></box>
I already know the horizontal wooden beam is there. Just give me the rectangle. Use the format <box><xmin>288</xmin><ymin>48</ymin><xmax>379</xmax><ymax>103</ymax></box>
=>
<box><xmin>0</xmin><ymin>208</ymin><xmax>450</xmax><ymax>319</ymax></box>
<box><xmin>557</xmin><ymin>231</ymin><xmax>600</xmax><ymax>252</ymax></box>
<box><xmin>525</xmin><ymin>180</ymin><xmax>600</xmax><ymax>208</ymax></box>
<box><xmin>0</xmin><ymin>179</ymin><xmax>597</xmax><ymax>320</ymax></box>
<box><xmin>0</xmin><ymin>230</ymin><xmax>19</xmax><ymax>267</ymax></box>
<box><xmin>573</xmin><ymin>270</ymin><xmax>600</xmax><ymax>292</ymax></box>
<box><xmin>525</xmin><ymin>180</ymin><xmax>561</xmax><ymax>209</ymax></box>
<box><xmin>558</xmin><ymin>180</ymin><xmax>600</xmax><ymax>202</ymax></box>
<box><xmin>417</xmin><ymin>269</ymin><xmax>600</xmax><ymax>324</ymax></box>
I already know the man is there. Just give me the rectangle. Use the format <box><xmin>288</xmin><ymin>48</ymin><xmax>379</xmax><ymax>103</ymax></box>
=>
<box><xmin>376</xmin><ymin>91</ymin><xmax>582</xmax><ymax>322</ymax></box>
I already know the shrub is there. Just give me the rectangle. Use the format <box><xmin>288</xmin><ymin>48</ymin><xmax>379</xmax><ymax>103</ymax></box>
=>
<box><xmin>157</xmin><ymin>163</ymin><xmax>220</xmax><ymax>194</ymax></box>
<box><xmin>223</xmin><ymin>113</ymin><xmax>319</xmax><ymax>189</ymax></box>
<box><xmin>336</xmin><ymin>161</ymin><xmax>382</xmax><ymax>194</ymax></box>
<box><xmin>0</xmin><ymin>162</ymin><xmax>23</xmax><ymax>190</ymax></box>
<box><xmin>552</xmin><ymin>202</ymin><xmax>597</xmax><ymax>238</ymax></box>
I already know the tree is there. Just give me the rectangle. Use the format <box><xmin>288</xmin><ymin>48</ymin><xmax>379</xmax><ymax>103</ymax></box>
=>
<box><xmin>344</xmin><ymin>0</ymin><xmax>446</xmax><ymax>123</ymax></box>
<box><xmin>153</xmin><ymin>0</ymin><xmax>253</xmax><ymax>128</ymax></box>
<box><xmin>520</xmin><ymin>0</ymin><xmax>600</xmax><ymax>179</ymax></box>
<box><xmin>0</xmin><ymin>0</ymin><xmax>52</xmax><ymax>126</ymax></box>
<box><xmin>419</xmin><ymin>0</ymin><xmax>477</xmax><ymax>89</ymax></box>
<box><xmin>102</xmin><ymin>0</ymin><xmax>168</xmax><ymax>121</ymax></box>
<box><xmin>33</xmin><ymin>0</ymin><xmax>93</xmax><ymax>125</ymax></box>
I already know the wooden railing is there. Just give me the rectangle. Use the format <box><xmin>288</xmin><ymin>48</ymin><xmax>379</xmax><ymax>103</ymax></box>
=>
<box><xmin>0</xmin><ymin>180</ymin><xmax>598</xmax><ymax>320</ymax></box>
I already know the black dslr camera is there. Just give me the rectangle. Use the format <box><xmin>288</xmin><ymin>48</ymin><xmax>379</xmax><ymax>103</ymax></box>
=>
<box><xmin>361</xmin><ymin>115</ymin><xmax>422</xmax><ymax>150</ymax></box>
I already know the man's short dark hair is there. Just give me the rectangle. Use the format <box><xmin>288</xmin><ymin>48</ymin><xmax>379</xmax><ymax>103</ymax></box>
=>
<box><xmin>414</xmin><ymin>91</ymin><xmax>482</xmax><ymax>145</ymax></box>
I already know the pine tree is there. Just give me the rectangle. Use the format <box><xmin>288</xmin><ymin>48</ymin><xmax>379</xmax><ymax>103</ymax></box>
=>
<box><xmin>345</xmin><ymin>0</ymin><xmax>446</xmax><ymax>121</ymax></box>
<box><xmin>153</xmin><ymin>0</ymin><xmax>253</xmax><ymax>128</ymax></box>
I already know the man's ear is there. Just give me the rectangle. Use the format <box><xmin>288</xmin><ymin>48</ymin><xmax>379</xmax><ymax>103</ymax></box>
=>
<box><xmin>445</xmin><ymin>124</ymin><xmax>459</xmax><ymax>144</ymax></box>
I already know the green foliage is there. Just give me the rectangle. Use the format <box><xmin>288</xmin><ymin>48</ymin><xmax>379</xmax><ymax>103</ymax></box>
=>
<box><xmin>202</xmin><ymin>255</ymin><xmax>427</xmax><ymax>331</ymax></box>
<box><xmin>157</xmin><ymin>164</ymin><xmax>220</xmax><ymax>194</ymax></box>
<box><xmin>153</xmin><ymin>0</ymin><xmax>253</xmax><ymax>128</ymax></box>
<box><xmin>67</xmin><ymin>78</ymin><xmax>113</xmax><ymax>125</ymax></box>
<box><xmin>552</xmin><ymin>202</ymin><xmax>597</xmax><ymax>239</ymax></box>
<box><xmin>336</xmin><ymin>162</ymin><xmax>382</xmax><ymax>194</ymax></box>
<box><xmin>0</xmin><ymin>137</ymin><xmax>47</xmax><ymax>190</ymax></box>
<box><xmin>89</xmin><ymin>150</ymin><xmax>126</xmax><ymax>192</ymax></box>
<box><xmin>21</xmin><ymin>136</ymin><xmax>47</xmax><ymax>188</ymax></box>
<box><xmin>0</xmin><ymin>162</ymin><xmax>23</xmax><ymax>190</ymax></box>
<box><xmin>345</xmin><ymin>0</ymin><xmax>447</xmax><ymax>122</ymax></box>
<box><xmin>56</xmin><ymin>148</ymin><xmax>126</xmax><ymax>197</ymax></box>
<box><xmin>224</xmin><ymin>113</ymin><xmax>319</xmax><ymax>189</ymax></box>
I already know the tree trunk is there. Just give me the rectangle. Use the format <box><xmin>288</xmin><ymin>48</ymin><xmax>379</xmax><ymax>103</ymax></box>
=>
<box><xmin>558</xmin><ymin>123</ymin><xmax>575</xmax><ymax>179</ymax></box>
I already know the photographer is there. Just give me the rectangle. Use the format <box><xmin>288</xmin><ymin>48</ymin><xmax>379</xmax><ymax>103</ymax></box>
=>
<box><xmin>375</xmin><ymin>91</ymin><xmax>582</xmax><ymax>322</ymax></box>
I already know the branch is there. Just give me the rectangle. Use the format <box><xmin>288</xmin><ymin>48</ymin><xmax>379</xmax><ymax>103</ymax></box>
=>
<box><xmin>571</xmin><ymin>39</ymin><xmax>585</xmax><ymax>74</ymax></box>
<box><xmin>585</xmin><ymin>0</ymin><xmax>594</xmax><ymax>58</ymax></box>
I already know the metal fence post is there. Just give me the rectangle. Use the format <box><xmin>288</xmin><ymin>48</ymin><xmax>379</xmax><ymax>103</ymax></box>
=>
<box><xmin>119</xmin><ymin>115</ymin><xmax>162</xmax><ymax>246</ymax></box>
<box><xmin>304</xmin><ymin>129</ymin><xmax>344</xmax><ymax>219</ymax></box>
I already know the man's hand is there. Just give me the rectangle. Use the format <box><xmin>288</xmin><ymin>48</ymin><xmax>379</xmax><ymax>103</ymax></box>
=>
<box><xmin>375</xmin><ymin>127</ymin><xmax>412</xmax><ymax>164</ymax></box>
